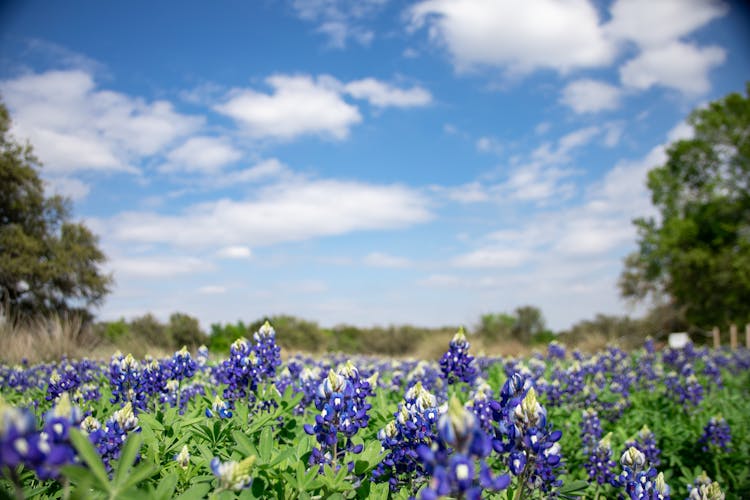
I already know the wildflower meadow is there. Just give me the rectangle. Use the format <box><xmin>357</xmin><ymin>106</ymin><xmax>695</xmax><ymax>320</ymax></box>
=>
<box><xmin>1</xmin><ymin>323</ymin><xmax>749</xmax><ymax>499</ymax></box>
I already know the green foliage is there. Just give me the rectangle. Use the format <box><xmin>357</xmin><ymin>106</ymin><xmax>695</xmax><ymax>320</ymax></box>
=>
<box><xmin>93</xmin><ymin>318</ymin><xmax>130</xmax><ymax>342</ymax></box>
<box><xmin>168</xmin><ymin>313</ymin><xmax>207</xmax><ymax>350</ymax></box>
<box><xmin>476</xmin><ymin>312</ymin><xmax>516</xmax><ymax>342</ymax></box>
<box><xmin>208</xmin><ymin>320</ymin><xmax>250</xmax><ymax>353</ymax></box>
<box><xmin>130</xmin><ymin>313</ymin><xmax>172</xmax><ymax>349</ymax></box>
<box><xmin>621</xmin><ymin>84</ymin><xmax>750</xmax><ymax>329</ymax></box>
<box><xmin>475</xmin><ymin>306</ymin><xmax>546</xmax><ymax>345</ymax></box>
<box><xmin>0</xmin><ymin>101</ymin><xmax>112</xmax><ymax>319</ymax></box>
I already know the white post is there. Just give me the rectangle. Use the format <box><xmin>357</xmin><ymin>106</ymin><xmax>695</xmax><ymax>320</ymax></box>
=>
<box><xmin>713</xmin><ymin>326</ymin><xmax>720</xmax><ymax>349</ymax></box>
<box><xmin>730</xmin><ymin>324</ymin><xmax>738</xmax><ymax>350</ymax></box>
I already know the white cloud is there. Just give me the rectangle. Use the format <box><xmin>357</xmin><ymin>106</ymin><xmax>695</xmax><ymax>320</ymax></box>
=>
<box><xmin>291</xmin><ymin>0</ymin><xmax>388</xmax><ymax>48</ymax></box>
<box><xmin>111</xmin><ymin>256</ymin><xmax>211</xmax><ymax>278</ymax></box>
<box><xmin>163</xmin><ymin>136</ymin><xmax>242</xmax><ymax>173</ymax></box>
<box><xmin>476</xmin><ymin>136</ymin><xmax>503</xmax><ymax>154</ymax></box>
<box><xmin>344</xmin><ymin>79</ymin><xmax>432</xmax><ymax>107</ymax></box>
<box><xmin>45</xmin><ymin>177</ymin><xmax>91</xmax><ymax>201</ymax></box>
<box><xmin>216</xmin><ymin>246</ymin><xmax>253</xmax><ymax>259</ymax></box>
<box><xmin>212</xmin><ymin>158</ymin><xmax>292</xmax><ymax>187</ymax></box>
<box><xmin>606</xmin><ymin>0</ymin><xmax>728</xmax><ymax>49</ymax></box>
<box><xmin>603</xmin><ymin>122</ymin><xmax>624</xmax><ymax>148</ymax></box>
<box><xmin>316</xmin><ymin>22</ymin><xmax>374</xmax><ymax>49</ymax></box>
<box><xmin>560</xmin><ymin>79</ymin><xmax>622</xmax><ymax>114</ymax></box>
<box><xmin>363</xmin><ymin>252</ymin><xmax>411</xmax><ymax>268</ymax></box>
<box><xmin>620</xmin><ymin>41</ymin><xmax>726</xmax><ymax>95</ymax></box>
<box><xmin>215</xmin><ymin>74</ymin><xmax>361</xmax><ymax>140</ymax></box>
<box><xmin>0</xmin><ymin>69</ymin><xmax>202</xmax><ymax>174</ymax></box>
<box><xmin>667</xmin><ymin>121</ymin><xmax>694</xmax><ymax>143</ymax></box>
<box><xmin>408</xmin><ymin>0</ymin><xmax>615</xmax><ymax>73</ymax></box>
<box><xmin>198</xmin><ymin>285</ymin><xmax>227</xmax><ymax>294</ymax></box>
<box><xmin>433</xmin><ymin>182</ymin><xmax>490</xmax><ymax>203</ymax></box>
<box><xmin>107</xmin><ymin>179</ymin><xmax>432</xmax><ymax>248</ymax></box>
<box><xmin>453</xmin><ymin>248</ymin><xmax>528</xmax><ymax>268</ymax></box>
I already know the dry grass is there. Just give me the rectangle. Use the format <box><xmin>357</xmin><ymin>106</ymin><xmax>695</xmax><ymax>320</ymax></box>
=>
<box><xmin>0</xmin><ymin>313</ymin><xmax>170</xmax><ymax>364</ymax></box>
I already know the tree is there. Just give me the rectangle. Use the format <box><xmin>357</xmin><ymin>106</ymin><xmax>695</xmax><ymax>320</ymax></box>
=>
<box><xmin>0</xmin><ymin>102</ymin><xmax>112</xmax><ymax>319</ymax></box>
<box><xmin>620</xmin><ymin>84</ymin><xmax>750</xmax><ymax>329</ymax></box>
<box><xmin>168</xmin><ymin>312</ymin><xmax>206</xmax><ymax>349</ymax></box>
<box><xmin>512</xmin><ymin>305</ymin><xmax>546</xmax><ymax>344</ymax></box>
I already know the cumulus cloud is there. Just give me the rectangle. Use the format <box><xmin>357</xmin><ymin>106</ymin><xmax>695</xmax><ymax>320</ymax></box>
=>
<box><xmin>106</xmin><ymin>179</ymin><xmax>432</xmax><ymax>248</ymax></box>
<box><xmin>619</xmin><ymin>41</ymin><xmax>726</xmax><ymax>95</ymax></box>
<box><xmin>408</xmin><ymin>0</ymin><xmax>615</xmax><ymax>73</ymax></box>
<box><xmin>214</xmin><ymin>74</ymin><xmax>433</xmax><ymax>140</ymax></box>
<box><xmin>344</xmin><ymin>78</ymin><xmax>432</xmax><ymax>107</ymax></box>
<box><xmin>163</xmin><ymin>136</ymin><xmax>242</xmax><ymax>173</ymax></box>
<box><xmin>215</xmin><ymin>74</ymin><xmax>361</xmax><ymax>140</ymax></box>
<box><xmin>0</xmin><ymin>69</ymin><xmax>202</xmax><ymax>174</ymax></box>
<box><xmin>560</xmin><ymin>79</ymin><xmax>622</xmax><ymax>114</ymax></box>
<box><xmin>606</xmin><ymin>0</ymin><xmax>728</xmax><ymax>49</ymax></box>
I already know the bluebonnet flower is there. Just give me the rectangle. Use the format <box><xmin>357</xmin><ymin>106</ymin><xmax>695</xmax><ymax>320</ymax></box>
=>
<box><xmin>407</xmin><ymin>360</ymin><xmax>444</xmax><ymax>394</ymax></box>
<box><xmin>175</xmin><ymin>445</ymin><xmax>190</xmax><ymax>469</ymax></box>
<box><xmin>205</xmin><ymin>395</ymin><xmax>233</xmax><ymax>419</ymax></box>
<box><xmin>698</xmin><ymin>415</ymin><xmax>731</xmax><ymax>453</ymax></box>
<box><xmin>547</xmin><ymin>341</ymin><xmax>566</xmax><ymax>361</ymax></box>
<box><xmin>625</xmin><ymin>425</ymin><xmax>661</xmax><ymax>467</ymax></box>
<box><xmin>581</xmin><ymin>408</ymin><xmax>603</xmax><ymax>453</ymax></box>
<box><xmin>196</xmin><ymin>345</ymin><xmax>209</xmax><ymax>368</ymax></box>
<box><xmin>613</xmin><ymin>447</ymin><xmax>670</xmax><ymax>500</ymax></box>
<box><xmin>508</xmin><ymin>387</ymin><xmax>564</xmax><ymax>493</ymax></box>
<box><xmin>46</xmin><ymin>365</ymin><xmax>81</xmax><ymax>401</ymax></box>
<box><xmin>0</xmin><ymin>399</ymin><xmax>39</xmax><ymax>469</ymax></box>
<box><xmin>168</xmin><ymin>346</ymin><xmax>198</xmax><ymax>382</ymax></box>
<box><xmin>216</xmin><ymin>322</ymin><xmax>282</xmax><ymax>404</ymax></box>
<box><xmin>467</xmin><ymin>379</ymin><xmax>495</xmax><ymax>433</ymax></box>
<box><xmin>687</xmin><ymin>471</ymin><xmax>725</xmax><ymax>500</ymax></box>
<box><xmin>303</xmin><ymin>363</ymin><xmax>372</xmax><ymax>471</ymax></box>
<box><xmin>439</xmin><ymin>328</ymin><xmax>478</xmax><ymax>385</ymax></box>
<box><xmin>664</xmin><ymin>368</ymin><xmax>703</xmax><ymax>409</ymax></box>
<box><xmin>210</xmin><ymin>455</ymin><xmax>255</xmax><ymax>492</ymax></box>
<box><xmin>0</xmin><ymin>394</ymin><xmax>82</xmax><ymax>480</ymax></box>
<box><xmin>87</xmin><ymin>402</ymin><xmax>141</xmax><ymax>473</ymax></box>
<box><xmin>109</xmin><ymin>353</ymin><xmax>148</xmax><ymax>411</ymax></box>
<box><xmin>417</xmin><ymin>396</ymin><xmax>509</xmax><ymax>500</ymax></box>
<box><xmin>253</xmin><ymin>321</ymin><xmax>282</xmax><ymax>379</ymax></box>
<box><xmin>586</xmin><ymin>433</ymin><xmax>617</xmax><ymax>486</ymax></box>
<box><xmin>373</xmin><ymin>381</ymin><xmax>440</xmax><ymax>491</ymax></box>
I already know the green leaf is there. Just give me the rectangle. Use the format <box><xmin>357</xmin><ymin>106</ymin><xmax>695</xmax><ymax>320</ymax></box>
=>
<box><xmin>154</xmin><ymin>473</ymin><xmax>179</xmax><ymax>500</ymax></box>
<box><xmin>118</xmin><ymin>462</ymin><xmax>159</xmax><ymax>493</ymax></box>
<box><xmin>258</xmin><ymin>427</ymin><xmax>273</xmax><ymax>462</ymax></box>
<box><xmin>175</xmin><ymin>483</ymin><xmax>212</xmax><ymax>500</ymax></box>
<box><xmin>68</xmin><ymin>428</ymin><xmax>111</xmax><ymax>491</ymax></box>
<box><xmin>557</xmin><ymin>479</ymin><xmax>590</xmax><ymax>499</ymax></box>
<box><xmin>114</xmin><ymin>433</ymin><xmax>142</xmax><ymax>487</ymax></box>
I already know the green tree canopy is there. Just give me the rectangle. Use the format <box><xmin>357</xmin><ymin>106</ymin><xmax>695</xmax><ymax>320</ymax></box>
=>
<box><xmin>619</xmin><ymin>84</ymin><xmax>750</xmax><ymax>329</ymax></box>
<box><xmin>0</xmin><ymin>102</ymin><xmax>112</xmax><ymax>319</ymax></box>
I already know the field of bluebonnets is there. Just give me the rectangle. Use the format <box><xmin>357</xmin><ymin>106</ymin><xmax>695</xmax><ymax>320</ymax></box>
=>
<box><xmin>1</xmin><ymin>322</ymin><xmax>749</xmax><ymax>499</ymax></box>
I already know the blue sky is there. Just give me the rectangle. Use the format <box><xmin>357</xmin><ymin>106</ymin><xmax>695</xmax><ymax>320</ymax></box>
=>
<box><xmin>1</xmin><ymin>0</ymin><xmax>749</xmax><ymax>331</ymax></box>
